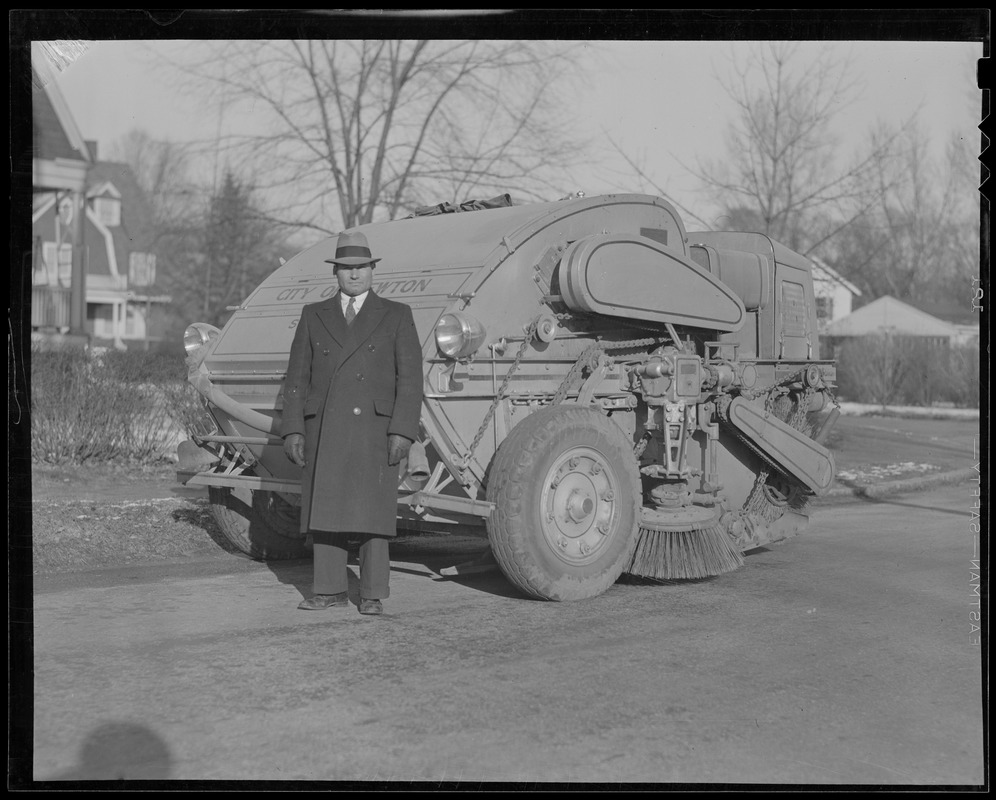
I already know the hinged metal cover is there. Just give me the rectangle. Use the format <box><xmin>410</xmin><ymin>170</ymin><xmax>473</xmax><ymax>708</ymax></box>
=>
<box><xmin>559</xmin><ymin>233</ymin><xmax>746</xmax><ymax>331</ymax></box>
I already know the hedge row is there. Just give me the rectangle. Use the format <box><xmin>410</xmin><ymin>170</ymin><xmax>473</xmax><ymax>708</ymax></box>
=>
<box><xmin>30</xmin><ymin>346</ymin><xmax>211</xmax><ymax>465</ymax></box>
<box><xmin>830</xmin><ymin>335</ymin><xmax>979</xmax><ymax>408</ymax></box>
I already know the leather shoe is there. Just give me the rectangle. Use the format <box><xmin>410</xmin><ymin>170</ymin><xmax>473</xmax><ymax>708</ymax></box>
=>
<box><xmin>298</xmin><ymin>592</ymin><xmax>349</xmax><ymax>610</ymax></box>
<box><xmin>359</xmin><ymin>598</ymin><xmax>383</xmax><ymax>615</ymax></box>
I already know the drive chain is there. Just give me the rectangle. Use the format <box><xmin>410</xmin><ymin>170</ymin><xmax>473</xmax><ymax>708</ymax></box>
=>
<box><xmin>740</xmin><ymin>380</ymin><xmax>819</xmax><ymax>519</ymax></box>
<box><xmin>551</xmin><ymin>335</ymin><xmax>663</xmax><ymax>406</ymax></box>
<box><xmin>462</xmin><ymin>330</ymin><xmax>664</xmax><ymax>472</ymax></box>
<box><xmin>461</xmin><ymin>320</ymin><xmax>538</xmax><ymax>470</ymax></box>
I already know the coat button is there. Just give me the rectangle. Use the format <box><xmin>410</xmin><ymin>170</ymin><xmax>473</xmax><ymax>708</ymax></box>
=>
<box><xmin>353</xmin><ymin>407</ymin><xmax>361</xmax><ymax>415</ymax></box>
<box><xmin>323</xmin><ymin>349</ymin><xmax>329</xmax><ymax>355</ymax></box>
<box><xmin>368</xmin><ymin>344</ymin><xmax>376</xmax><ymax>351</ymax></box>
<box><xmin>356</xmin><ymin>373</ymin><xmax>364</xmax><ymax>381</ymax></box>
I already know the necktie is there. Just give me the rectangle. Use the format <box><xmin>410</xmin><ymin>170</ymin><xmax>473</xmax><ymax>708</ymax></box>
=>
<box><xmin>345</xmin><ymin>297</ymin><xmax>356</xmax><ymax>325</ymax></box>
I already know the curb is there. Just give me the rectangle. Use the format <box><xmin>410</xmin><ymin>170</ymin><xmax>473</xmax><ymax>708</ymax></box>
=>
<box><xmin>820</xmin><ymin>467</ymin><xmax>980</xmax><ymax>502</ymax></box>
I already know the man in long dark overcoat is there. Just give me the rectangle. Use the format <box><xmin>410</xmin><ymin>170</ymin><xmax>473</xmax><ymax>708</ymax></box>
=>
<box><xmin>281</xmin><ymin>230</ymin><xmax>423</xmax><ymax>615</ymax></box>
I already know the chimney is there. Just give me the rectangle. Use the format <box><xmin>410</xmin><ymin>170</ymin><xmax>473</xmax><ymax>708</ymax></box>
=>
<box><xmin>85</xmin><ymin>139</ymin><xmax>98</xmax><ymax>161</ymax></box>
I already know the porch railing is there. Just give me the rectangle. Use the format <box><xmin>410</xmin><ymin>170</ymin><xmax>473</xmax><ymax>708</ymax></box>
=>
<box><xmin>31</xmin><ymin>286</ymin><xmax>72</xmax><ymax>329</ymax></box>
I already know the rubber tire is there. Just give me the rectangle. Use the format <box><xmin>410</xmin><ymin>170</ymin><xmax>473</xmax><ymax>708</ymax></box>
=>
<box><xmin>486</xmin><ymin>406</ymin><xmax>642</xmax><ymax>601</ymax></box>
<box><xmin>209</xmin><ymin>485</ymin><xmax>308</xmax><ymax>560</ymax></box>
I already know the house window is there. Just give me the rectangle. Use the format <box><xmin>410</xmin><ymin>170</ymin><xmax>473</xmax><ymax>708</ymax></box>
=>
<box><xmin>38</xmin><ymin>242</ymin><xmax>57</xmax><ymax>285</ymax></box>
<box><xmin>57</xmin><ymin>244</ymin><xmax>73</xmax><ymax>284</ymax></box>
<box><xmin>42</xmin><ymin>241</ymin><xmax>74</xmax><ymax>286</ymax></box>
<box><xmin>94</xmin><ymin>196</ymin><xmax>121</xmax><ymax>227</ymax></box>
<box><xmin>57</xmin><ymin>195</ymin><xmax>75</xmax><ymax>227</ymax></box>
<box><xmin>87</xmin><ymin>303</ymin><xmax>115</xmax><ymax>338</ymax></box>
<box><xmin>124</xmin><ymin>306</ymin><xmax>141</xmax><ymax>337</ymax></box>
<box><xmin>129</xmin><ymin>252</ymin><xmax>157</xmax><ymax>287</ymax></box>
<box><xmin>815</xmin><ymin>296</ymin><xmax>834</xmax><ymax>321</ymax></box>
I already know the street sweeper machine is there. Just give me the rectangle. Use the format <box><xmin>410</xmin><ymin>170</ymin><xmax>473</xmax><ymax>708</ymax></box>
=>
<box><xmin>178</xmin><ymin>192</ymin><xmax>840</xmax><ymax>601</ymax></box>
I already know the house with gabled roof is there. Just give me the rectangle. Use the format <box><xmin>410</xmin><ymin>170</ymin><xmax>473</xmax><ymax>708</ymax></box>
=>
<box><xmin>31</xmin><ymin>42</ymin><xmax>171</xmax><ymax>350</ymax></box>
<box><xmin>824</xmin><ymin>294</ymin><xmax>978</xmax><ymax>346</ymax></box>
<box><xmin>31</xmin><ymin>41</ymin><xmax>92</xmax><ymax>341</ymax></box>
<box><xmin>906</xmin><ymin>300</ymin><xmax>982</xmax><ymax>347</ymax></box>
<box><xmin>810</xmin><ymin>257</ymin><xmax>861</xmax><ymax>332</ymax></box>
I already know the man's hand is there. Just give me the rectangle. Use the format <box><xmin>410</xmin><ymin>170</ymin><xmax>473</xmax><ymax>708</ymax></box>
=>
<box><xmin>387</xmin><ymin>434</ymin><xmax>412</xmax><ymax>466</ymax></box>
<box><xmin>283</xmin><ymin>433</ymin><xmax>306</xmax><ymax>467</ymax></box>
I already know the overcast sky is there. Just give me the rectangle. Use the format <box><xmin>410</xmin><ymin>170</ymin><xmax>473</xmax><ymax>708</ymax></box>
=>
<box><xmin>44</xmin><ymin>36</ymin><xmax>982</xmax><ymax>226</ymax></box>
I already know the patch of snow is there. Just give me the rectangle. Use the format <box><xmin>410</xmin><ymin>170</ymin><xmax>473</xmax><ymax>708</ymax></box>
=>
<box><xmin>836</xmin><ymin>462</ymin><xmax>941</xmax><ymax>482</ymax></box>
<box><xmin>837</xmin><ymin>402</ymin><xmax>979</xmax><ymax>421</ymax></box>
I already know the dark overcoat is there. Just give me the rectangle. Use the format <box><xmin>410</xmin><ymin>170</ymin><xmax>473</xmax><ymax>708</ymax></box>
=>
<box><xmin>280</xmin><ymin>291</ymin><xmax>423</xmax><ymax>535</ymax></box>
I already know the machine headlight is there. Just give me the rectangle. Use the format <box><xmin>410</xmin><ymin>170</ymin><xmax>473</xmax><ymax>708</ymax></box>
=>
<box><xmin>435</xmin><ymin>312</ymin><xmax>487</xmax><ymax>359</ymax></box>
<box><xmin>183</xmin><ymin>323</ymin><xmax>221</xmax><ymax>356</ymax></box>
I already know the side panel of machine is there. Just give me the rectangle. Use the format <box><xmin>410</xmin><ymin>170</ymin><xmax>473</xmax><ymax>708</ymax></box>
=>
<box><xmin>774</xmin><ymin>263</ymin><xmax>817</xmax><ymax>360</ymax></box>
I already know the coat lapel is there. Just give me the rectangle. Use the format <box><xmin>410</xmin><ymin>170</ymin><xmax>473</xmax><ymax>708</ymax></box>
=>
<box><xmin>352</xmin><ymin>291</ymin><xmax>389</xmax><ymax>336</ymax></box>
<box><xmin>314</xmin><ymin>290</ymin><xmax>390</xmax><ymax>357</ymax></box>
<box><xmin>339</xmin><ymin>291</ymin><xmax>389</xmax><ymax>362</ymax></box>
<box><xmin>315</xmin><ymin>295</ymin><xmax>348</xmax><ymax>347</ymax></box>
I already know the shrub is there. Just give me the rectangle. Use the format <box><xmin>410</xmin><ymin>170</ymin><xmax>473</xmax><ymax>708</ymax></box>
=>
<box><xmin>832</xmin><ymin>334</ymin><xmax>980</xmax><ymax>408</ymax></box>
<box><xmin>943</xmin><ymin>343</ymin><xmax>980</xmax><ymax>408</ymax></box>
<box><xmin>100</xmin><ymin>348</ymin><xmax>187</xmax><ymax>385</ymax></box>
<box><xmin>30</xmin><ymin>345</ymin><xmax>212</xmax><ymax>465</ymax></box>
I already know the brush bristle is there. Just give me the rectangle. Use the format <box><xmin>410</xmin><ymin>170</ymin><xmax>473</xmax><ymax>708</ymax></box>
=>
<box><xmin>625</xmin><ymin>523</ymin><xmax>744</xmax><ymax>581</ymax></box>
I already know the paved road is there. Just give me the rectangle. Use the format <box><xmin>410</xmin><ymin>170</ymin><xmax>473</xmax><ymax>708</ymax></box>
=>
<box><xmin>27</xmin><ymin>486</ymin><xmax>985</xmax><ymax>786</ymax></box>
<box><xmin>827</xmin><ymin>414</ymin><xmax>981</xmax><ymax>478</ymax></box>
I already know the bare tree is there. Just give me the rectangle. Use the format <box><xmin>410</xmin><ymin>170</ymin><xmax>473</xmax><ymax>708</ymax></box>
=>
<box><xmin>166</xmin><ymin>39</ymin><xmax>589</xmax><ymax>236</ymax></box>
<box><xmin>154</xmin><ymin>170</ymin><xmax>290</xmax><ymax>329</ymax></box>
<box><xmin>696</xmin><ymin>43</ymin><xmax>921</xmax><ymax>255</ymax></box>
<box><xmin>943</xmin><ymin>129</ymin><xmax>984</xmax><ymax>287</ymax></box>
<box><xmin>108</xmin><ymin>130</ymin><xmax>204</xmax><ymax>231</ymax></box>
<box><xmin>830</xmin><ymin>122</ymin><xmax>980</xmax><ymax>306</ymax></box>
<box><xmin>200</xmin><ymin>171</ymin><xmax>287</xmax><ymax>324</ymax></box>
<box><xmin>108</xmin><ymin>130</ymin><xmax>290</xmax><ymax>330</ymax></box>
<box><xmin>612</xmin><ymin>43</ymin><xmax>912</xmax><ymax>256</ymax></box>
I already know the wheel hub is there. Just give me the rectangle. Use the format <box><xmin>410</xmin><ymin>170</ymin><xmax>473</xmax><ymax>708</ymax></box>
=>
<box><xmin>541</xmin><ymin>446</ymin><xmax>618</xmax><ymax>565</ymax></box>
<box><xmin>565</xmin><ymin>490</ymin><xmax>595</xmax><ymax>522</ymax></box>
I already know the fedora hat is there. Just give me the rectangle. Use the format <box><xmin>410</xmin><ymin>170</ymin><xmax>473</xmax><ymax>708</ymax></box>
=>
<box><xmin>325</xmin><ymin>231</ymin><xmax>381</xmax><ymax>266</ymax></box>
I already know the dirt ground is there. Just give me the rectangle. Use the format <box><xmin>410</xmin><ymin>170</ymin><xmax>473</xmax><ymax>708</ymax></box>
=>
<box><xmin>27</xmin><ymin>462</ymin><xmax>230</xmax><ymax>573</ymax></box>
<box><xmin>28</xmin><ymin>486</ymin><xmax>985</xmax><ymax>784</ymax></box>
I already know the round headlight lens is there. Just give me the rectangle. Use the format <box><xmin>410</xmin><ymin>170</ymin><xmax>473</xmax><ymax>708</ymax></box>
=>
<box><xmin>435</xmin><ymin>312</ymin><xmax>486</xmax><ymax>359</ymax></box>
<box><xmin>183</xmin><ymin>323</ymin><xmax>221</xmax><ymax>356</ymax></box>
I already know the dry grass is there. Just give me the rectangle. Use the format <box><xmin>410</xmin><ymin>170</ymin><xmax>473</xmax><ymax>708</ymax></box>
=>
<box><xmin>27</xmin><ymin>462</ymin><xmax>239</xmax><ymax>575</ymax></box>
<box><xmin>30</xmin><ymin>496</ymin><xmax>239</xmax><ymax>574</ymax></box>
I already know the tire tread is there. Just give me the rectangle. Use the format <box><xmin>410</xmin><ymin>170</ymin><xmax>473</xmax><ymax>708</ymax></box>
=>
<box><xmin>486</xmin><ymin>406</ymin><xmax>641</xmax><ymax>600</ymax></box>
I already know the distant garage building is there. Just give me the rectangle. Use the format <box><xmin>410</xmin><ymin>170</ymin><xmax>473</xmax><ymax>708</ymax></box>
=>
<box><xmin>824</xmin><ymin>295</ymin><xmax>979</xmax><ymax>347</ymax></box>
<box><xmin>823</xmin><ymin>295</ymin><xmax>980</xmax><ymax>408</ymax></box>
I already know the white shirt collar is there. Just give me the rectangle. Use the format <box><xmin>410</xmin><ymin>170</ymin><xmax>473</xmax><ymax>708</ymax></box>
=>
<box><xmin>341</xmin><ymin>290</ymin><xmax>369</xmax><ymax>312</ymax></box>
